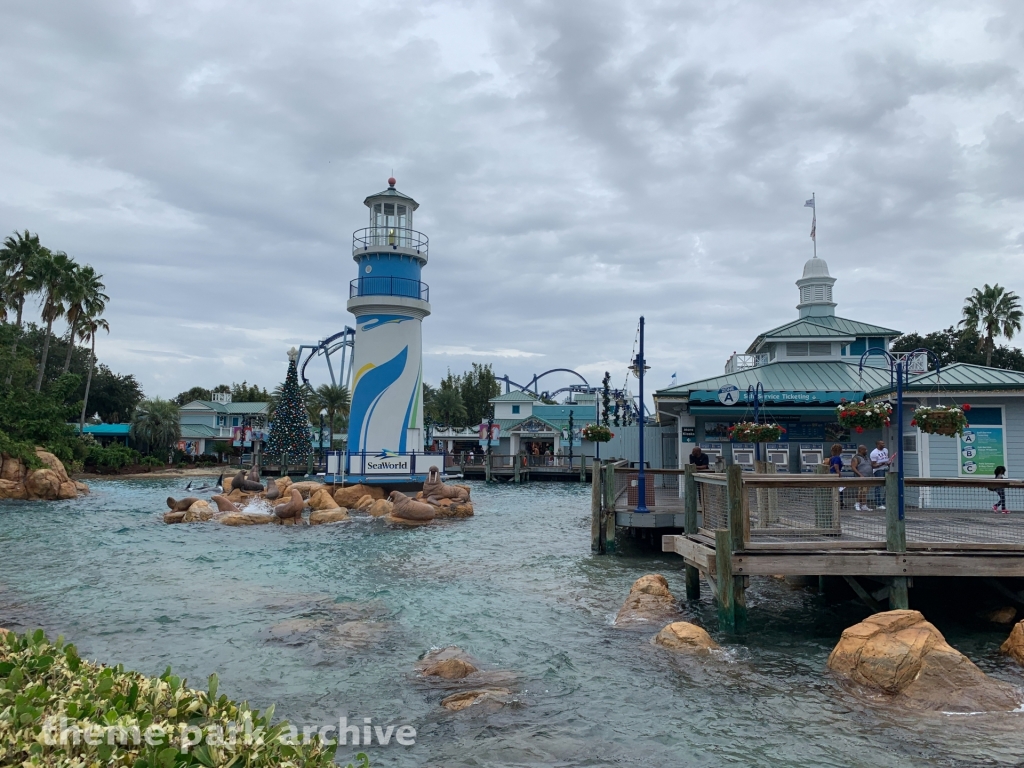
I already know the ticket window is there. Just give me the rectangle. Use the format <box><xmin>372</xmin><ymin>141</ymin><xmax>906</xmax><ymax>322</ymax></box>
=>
<box><xmin>800</xmin><ymin>443</ymin><xmax>824</xmax><ymax>473</ymax></box>
<box><xmin>766</xmin><ymin>443</ymin><xmax>790</xmax><ymax>474</ymax></box>
<box><xmin>699</xmin><ymin>443</ymin><xmax>723</xmax><ymax>470</ymax></box>
<box><xmin>840</xmin><ymin>443</ymin><xmax>858</xmax><ymax>472</ymax></box>
<box><xmin>732</xmin><ymin>447</ymin><xmax>756</xmax><ymax>472</ymax></box>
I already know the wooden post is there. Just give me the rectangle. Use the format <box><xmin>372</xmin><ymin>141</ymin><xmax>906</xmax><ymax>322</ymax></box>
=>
<box><xmin>280</xmin><ymin>452</ymin><xmax>287</xmax><ymax>477</ymax></box>
<box><xmin>719</xmin><ymin>464</ymin><xmax>748</xmax><ymax>632</ymax></box>
<box><xmin>591</xmin><ymin>460</ymin><xmax>602</xmax><ymax>553</ymax></box>
<box><xmin>580</xmin><ymin>455</ymin><xmax>586</xmax><ymax>483</ymax></box>
<box><xmin>886</xmin><ymin>471</ymin><xmax>909</xmax><ymax>610</ymax></box>
<box><xmin>602</xmin><ymin>462</ymin><xmax>617</xmax><ymax>553</ymax></box>
<box><xmin>514</xmin><ymin>454</ymin><xmax>521</xmax><ymax>485</ymax></box>
<box><xmin>485</xmin><ymin>453</ymin><xmax>492</xmax><ymax>483</ymax></box>
<box><xmin>683</xmin><ymin>465</ymin><xmax>700</xmax><ymax>600</ymax></box>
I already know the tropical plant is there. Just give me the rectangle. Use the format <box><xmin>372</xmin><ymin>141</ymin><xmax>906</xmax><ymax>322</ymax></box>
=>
<box><xmin>0</xmin><ymin>628</ymin><xmax>340</xmax><ymax>767</ymax></box>
<box><xmin>174</xmin><ymin>385</ymin><xmax>213</xmax><ymax>405</ymax></box>
<box><xmin>314</xmin><ymin>383</ymin><xmax>351</xmax><ymax>449</ymax></box>
<box><xmin>33</xmin><ymin>248</ymin><xmax>76</xmax><ymax>392</ymax></box>
<box><xmin>61</xmin><ymin>264</ymin><xmax>108</xmax><ymax>374</ymax></box>
<box><xmin>728</xmin><ymin>422</ymin><xmax>786</xmax><ymax>442</ymax></box>
<box><xmin>836</xmin><ymin>400</ymin><xmax>892</xmax><ymax>433</ymax></box>
<box><xmin>912</xmin><ymin>403</ymin><xmax>971</xmax><ymax>438</ymax></box>
<box><xmin>0</xmin><ymin>230</ymin><xmax>44</xmax><ymax>385</ymax></box>
<box><xmin>959</xmin><ymin>284</ymin><xmax>1023</xmax><ymax>367</ymax></box>
<box><xmin>77</xmin><ymin>314</ymin><xmax>109</xmax><ymax>431</ymax></box>
<box><xmin>430</xmin><ymin>387</ymin><xmax>467</xmax><ymax>427</ymax></box>
<box><xmin>129</xmin><ymin>397</ymin><xmax>180</xmax><ymax>456</ymax></box>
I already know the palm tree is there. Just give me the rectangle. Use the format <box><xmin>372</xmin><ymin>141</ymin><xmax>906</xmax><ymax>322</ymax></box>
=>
<box><xmin>314</xmin><ymin>383</ymin><xmax>351</xmax><ymax>449</ymax></box>
<box><xmin>130</xmin><ymin>398</ymin><xmax>181</xmax><ymax>457</ymax></box>
<box><xmin>0</xmin><ymin>230</ymin><xmax>44</xmax><ymax>385</ymax></box>
<box><xmin>78</xmin><ymin>314</ymin><xmax>110</xmax><ymax>431</ymax></box>
<box><xmin>960</xmin><ymin>284</ymin><xmax>1024</xmax><ymax>367</ymax></box>
<box><xmin>429</xmin><ymin>387</ymin><xmax>467</xmax><ymax>427</ymax></box>
<box><xmin>33</xmin><ymin>249</ymin><xmax>76</xmax><ymax>392</ymax></box>
<box><xmin>62</xmin><ymin>264</ymin><xmax>108</xmax><ymax>374</ymax></box>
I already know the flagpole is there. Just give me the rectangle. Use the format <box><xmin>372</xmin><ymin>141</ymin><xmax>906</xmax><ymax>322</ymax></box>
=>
<box><xmin>812</xmin><ymin>192</ymin><xmax>816</xmax><ymax>259</ymax></box>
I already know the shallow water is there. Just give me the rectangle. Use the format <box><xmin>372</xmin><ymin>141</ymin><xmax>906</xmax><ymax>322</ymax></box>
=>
<box><xmin>2</xmin><ymin>479</ymin><xmax>1024</xmax><ymax>767</ymax></box>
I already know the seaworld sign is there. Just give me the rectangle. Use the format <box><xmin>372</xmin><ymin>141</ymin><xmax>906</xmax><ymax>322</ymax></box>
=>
<box><xmin>363</xmin><ymin>453</ymin><xmax>413</xmax><ymax>475</ymax></box>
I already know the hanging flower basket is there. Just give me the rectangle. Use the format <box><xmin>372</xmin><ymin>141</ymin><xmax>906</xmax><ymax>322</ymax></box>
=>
<box><xmin>728</xmin><ymin>422</ymin><xmax>786</xmax><ymax>443</ymax></box>
<box><xmin>836</xmin><ymin>401</ymin><xmax>892</xmax><ymax>433</ymax></box>
<box><xmin>582</xmin><ymin>424</ymin><xmax>613</xmax><ymax>443</ymax></box>
<box><xmin>912</xmin><ymin>404</ymin><xmax>970</xmax><ymax>438</ymax></box>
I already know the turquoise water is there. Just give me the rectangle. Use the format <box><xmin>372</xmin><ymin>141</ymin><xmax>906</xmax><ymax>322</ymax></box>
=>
<box><xmin>3</xmin><ymin>478</ymin><xmax>1024</xmax><ymax>767</ymax></box>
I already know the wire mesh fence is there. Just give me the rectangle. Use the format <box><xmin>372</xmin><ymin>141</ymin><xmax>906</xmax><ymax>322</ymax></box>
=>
<box><xmin>695</xmin><ymin>476</ymin><xmax>728</xmax><ymax>531</ymax></box>
<box><xmin>611</xmin><ymin>469</ymin><xmax>684</xmax><ymax>511</ymax></box>
<box><xmin>904</xmin><ymin>481</ymin><xmax>1024</xmax><ymax>546</ymax></box>
<box><xmin>744</xmin><ymin>479</ymin><xmax>882</xmax><ymax>541</ymax></box>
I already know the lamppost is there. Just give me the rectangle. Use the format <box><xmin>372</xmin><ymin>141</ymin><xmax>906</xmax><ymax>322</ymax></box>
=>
<box><xmin>858</xmin><ymin>348</ymin><xmax>940</xmax><ymax>522</ymax></box>
<box><xmin>318</xmin><ymin>411</ymin><xmax>326</xmax><ymax>471</ymax></box>
<box><xmin>629</xmin><ymin>316</ymin><xmax>651</xmax><ymax>513</ymax></box>
<box><xmin>746</xmin><ymin>382</ymin><xmax>765</xmax><ymax>461</ymax></box>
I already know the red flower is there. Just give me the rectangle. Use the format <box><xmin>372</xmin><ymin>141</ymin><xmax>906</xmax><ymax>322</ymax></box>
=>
<box><xmin>780</xmin><ymin>427</ymin><xmax>787</xmax><ymax>433</ymax></box>
<box><xmin>855</xmin><ymin>426</ymin><xmax>864</xmax><ymax>433</ymax></box>
<box><xmin>910</xmin><ymin>419</ymin><xmax>916</xmax><ymax>426</ymax></box>
<box><xmin>840</xmin><ymin>398</ymin><xmax>847</xmax><ymax>404</ymax></box>
<box><xmin>962</xmin><ymin>403</ymin><xmax>971</xmax><ymax>411</ymax></box>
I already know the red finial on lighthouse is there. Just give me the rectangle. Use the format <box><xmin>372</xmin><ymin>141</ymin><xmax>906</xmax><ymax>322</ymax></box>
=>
<box><xmin>388</xmin><ymin>176</ymin><xmax>396</xmax><ymax>187</ymax></box>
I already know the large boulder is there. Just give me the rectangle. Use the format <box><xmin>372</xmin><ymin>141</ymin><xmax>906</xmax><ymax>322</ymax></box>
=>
<box><xmin>24</xmin><ymin>469</ymin><xmax>62</xmax><ymax>500</ymax></box>
<box><xmin>288</xmin><ymin>481</ymin><xmax>325</xmax><ymax>499</ymax></box>
<box><xmin>440</xmin><ymin>689</ymin><xmax>511</xmax><ymax>712</ymax></box>
<box><xmin>163</xmin><ymin>510</ymin><xmax>186</xmax><ymax>524</ymax></box>
<box><xmin>333</xmin><ymin>483</ymin><xmax>385</xmax><ymax>507</ymax></box>
<box><xmin>310</xmin><ymin>508</ymin><xmax>351</xmax><ymax>525</ymax></box>
<box><xmin>0</xmin><ymin>479</ymin><xmax>27</xmax><ymax>500</ymax></box>
<box><xmin>0</xmin><ymin>454</ymin><xmax>27</xmax><ymax>483</ymax></box>
<box><xmin>614</xmin><ymin>574</ymin><xmax>680</xmax><ymax>627</ymax></box>
<box><xmin>0</xmin><ymin>450</ymin><xmax>84</xmax><ymax>501</ymax></box>
<box><xmin>368</xmin><ymin>498</ymin><xmax>393</xmax><ymax>518</ymax></box>
<box><xmin>183</xmin><ymin>500</ymin><xmax>215</xmax><ymax>522</ymax></box>
<box><xmin>432</xmin><ymin>499</ymin><xmax>474</xmax><ymax>518</ymax></box>
<box><xmin>828</xmin><ymin>609</ymin><xmax>1022</xmax><ymax>712</ymax></box>
<box><xmin>308</xmin><ymin>488</ymin><xmax>338</xmax><ymax>511</ymax></box>
<box><xmin>34</xmin><ymin>449</ymin><xmax>70</xmax><ymax>483</ymax></box>
<box><xmin>219</xmin><ymin>513</ymin><xmax>278</xmax><ymax>526</ymax></box>
<box><xmin>1001</xmin><ymin>621</ymin><xmax>1024</xmax><ymax>666</ymax></box>
<box><xmin>653</xmin><ymin>622</ymin><xmax>719</xmax><ymax>653</ymax></box>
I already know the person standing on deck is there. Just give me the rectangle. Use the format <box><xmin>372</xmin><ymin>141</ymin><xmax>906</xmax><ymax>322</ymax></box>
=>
<box><xmin>850</xmin><ymin>445</ymin><xmax>873</xmax><ymax>511</ymax></box>
<box><xmin>689</xmin><ymin>446</ymin><xmax>711</xmax><ymax>472</ymax></box>
<box><xmin>870</xmin><ymin>440</ymin><xmax>890</xmax><ymax>510</ymax></box>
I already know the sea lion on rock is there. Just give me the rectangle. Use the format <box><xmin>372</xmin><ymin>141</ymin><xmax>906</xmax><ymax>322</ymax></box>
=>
<box><xmin>246</xmin><ymin>465</ymin><xmax>261</xmax><ymax>484</ymax></box>
<box><xmin>273</xmin><ymin>488</ymin><xmax>305</xmax><ymax>520</ymax></box>
<box><xmin>231</xmin><ymin>470</ymin><xmax>264</xmax><ymax>493</ymax></box>
<box><xmin>388</xmin><ymin>491</ymin><xmax>436</xmax><ymax>522</ymax></box>
<box><xmin>163</xmin><ymin>510</ymin><xmax>186</xmax><ymax>524</ymax></box>
<box><xmin>264</xmin><ymin>480</ymin><xmax>281</xmax><ymax>501</ymax></box>
<box><xmin>422</xmin><ymin>466</ymin><xmax>470</xmax><ymax>504</ymax></box>
<box><xmin>211</xmin><ymin>494</ymin><xmax>241</xmax><ymax>514</ymax></box>
<box><xmin>166</xmin><ymin>496</ymin><xmax>200</xmax><ymax>512</ymax></box>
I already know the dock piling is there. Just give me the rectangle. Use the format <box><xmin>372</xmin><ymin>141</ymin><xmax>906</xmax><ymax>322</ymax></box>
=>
<box><xmin>683</xmin><ymin>465</ymin><xmax>700</xmax><ymax>600</ymax></box>
<box><xmin>885</xmin><ymin>472</ymin><xmax>909</xmax><ymax>609</ymax></box>
<box><xmin>719</xmin><ymin>465</ymin><xmax>748</xmax><ymax>632</ymax></box>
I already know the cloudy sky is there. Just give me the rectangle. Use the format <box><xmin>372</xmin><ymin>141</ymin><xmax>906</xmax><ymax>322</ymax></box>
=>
<box><xmin>3</xmin><ymin>0</ymin><xmax>1023</xmax><ymax>403</ymax></box>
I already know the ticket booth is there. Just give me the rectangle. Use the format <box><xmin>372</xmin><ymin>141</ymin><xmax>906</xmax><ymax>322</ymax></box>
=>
<box><xmin>840</xmin><ymin>443</ymin><xmax>858</xmax><ymax>472</ymax></box>
<box><xmin>699</xmin><ymin>442</ymin><xmax>723</xmax><ymax>470</ymax></box>
<box><xmin>766</xmin><ymin>443</ymin><xmax>790</xmax><ymax>473</ymax></box>
<box><xmin>732</xmin><ymin>446</ymin><xmax>756</xmax><ymax>472</ymax></box>
<box><xmin>799</xmin><ymin>443</ymin><xmax>824</xmax><ymax>473</ymax></box>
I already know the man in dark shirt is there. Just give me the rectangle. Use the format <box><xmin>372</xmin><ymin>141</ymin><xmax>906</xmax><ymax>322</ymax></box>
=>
<box><xmin>689</xmin><ymin>446</ymin><xmax>711</xmax><ymax>472</ymax></box>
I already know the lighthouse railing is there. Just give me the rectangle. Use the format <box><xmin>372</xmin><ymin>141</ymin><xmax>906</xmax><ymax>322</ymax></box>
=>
<box><xmin>352</xmin><ymin>226</ymin><xmax>429</xmax><ymax>255</ymax></box>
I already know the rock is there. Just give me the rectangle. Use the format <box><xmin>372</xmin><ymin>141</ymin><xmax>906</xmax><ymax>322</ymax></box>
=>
<box><xmin>310</xmin><ymin>508</ymin><xmax>351</xmax><ymax>525</ymax></box>
<box><xmin>333</xmin><ymin>483</ymin><xmax>385</xmax><ymax>507</ymax></box>
<box><xmin>416</xmin><ymin>646</ymin><xmax>479</xmax><ymax>674</ymax></box>
<box><xmin>828</xmin><ymin>609</ymin><xmax>1022</xmax><ymax>712</ymax></box>
<box><xmin>25</xmin><ymin>469</ymin><xmax>61</xmax><ymax>500</ymax></box>
<box><xmin>0</xmin><ymin>479</ymin><xmax>27</xmax><ymax>500</ymax></box>
<box><xmin>440</xmin><ymin>689</ymin><xmax>511</xmax><ymax>712</ymax></box>
<box><xmin>74</xmin><ymin>481</ymin><xmax>90</xmax><ymax>494</ymax></box>
<box><xmin>984</xmin><ymin>607</ymin><xmax>1018</xmax><ymax>625</ymax></box>
<box><xmin>435</xmin><ymin>501</ymin><xmax>474</xmax><ymax>518</ymax></box>
<box><xmin>163</xmin><ymin>510</ymin><xmax>186</xmax><ymax>524</ymax></box>
<box><xmin>653</xmin><ymin>622</ymin><xmax>719</xmax><ymax>653</ymax></box>
<box><xmin>353</xmin><ymin>494</ymin><xmax>374</xmax><ymax>512</ymax></box>
<box><xmin>422</xmin><ymin>658</ymin><xmax>478</xmax><ymax>680</ymax></box>
<box><xmin>0</xmin><ymin>454</ymin><xmax>26</xmax><ymax>483</ymax></box>
<box><xmin>34</xmin><ymin>449</ymin><xmax>70</xmax><ymax>483</ymax></box>
<box><xmin>219</xmin><ymin>513</ymin><xmax>278</xmax><ymax>526</ymax></box>
<box><xmin>1000</xmin><ymin>621</ymin><xmax>1024</xmax><ymax>666</ymax></box>
<box><xmin>288</xmin><ymin>481</ymin><xmax>325</xmax><ymax>499</ymax></box>
<box><xmin>57</xmin><ymin>481</ymin><xmax>78</xmax><ymax>500</ymax></box>
<box><xmin>423</xmin><ymin>466</ymin><xmax>471</xmax><ymax>504</ymax></box>
<box><xmin>385</xmin><ymin>513</ymin><xmax>432</xmax><ymax>527</ymax></box>
<box><xmin>183</xmin><ymin>500</ymin><xmax>215</xmax><ymax>522</ymax></box>
<box><xmin>614</xmin><ymin>574</ymin><xmax>680</xmax><ymax>627</ymax></box>
<box><xmin>367</xmin><ymin>498</ymin><xmax>393</xmax><ymax>517</ymax></box>
<box><xmin>308</xmin><ymin>488</ymin><xmax>337</xmax><ymax>511</ymax></box>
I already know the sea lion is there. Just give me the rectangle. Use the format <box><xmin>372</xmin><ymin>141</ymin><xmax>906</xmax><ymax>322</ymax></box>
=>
<box><xmin>422</xmin><ymin>466</ymin><xmax>470</xmax><ymax>504</ymax></box>
<box><xmin>264</xmin><ymin>479</ymin><xmax>281</xmax><ymax>501</ymax></box>
<box><xmin>273</xmin><ymin>488</ymin><xmax>305</xmax><ymax>520</ymax></box>
<box><xmin>246</xmin><ymin>465</ymin><xmax>261</xmax><ymax>483</ymax></box>
<box><xmin>388</xmin><ymin>491</ymin><xmax>436</xmax><ymax>521</ymax></box>
<box><xmin>211</xmin><ymin>494</ymin><xmax>241</xmax><ymax>514</ymax></box>
<box><xmin>231</xmin><ymin>470</ymin><xmax>264</xmax><ymax>492</ymax></box>
<box><xmin>166</xmin><ymin>496</ymin><xmax>200</xmax><ymax>512</ymax></box>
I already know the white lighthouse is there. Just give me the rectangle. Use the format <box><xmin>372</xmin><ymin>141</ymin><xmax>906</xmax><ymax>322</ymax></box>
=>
<box><xmin>345</xmin><ymin>178</ymin><xmax>430</xmax><ymax>476</ymax></box>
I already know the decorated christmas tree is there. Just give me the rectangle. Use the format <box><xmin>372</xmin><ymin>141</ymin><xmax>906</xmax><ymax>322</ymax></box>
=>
<box><xmin>267</xmin><ymin>348</ymin><xmax>313</xmax><ymax>465</ymax></box>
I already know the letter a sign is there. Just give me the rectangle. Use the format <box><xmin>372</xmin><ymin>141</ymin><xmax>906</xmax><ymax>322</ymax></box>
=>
<box><xmin>717</xmin><ymin>385</ymin><xmax>739</xmax><ymax>405</ymax></box>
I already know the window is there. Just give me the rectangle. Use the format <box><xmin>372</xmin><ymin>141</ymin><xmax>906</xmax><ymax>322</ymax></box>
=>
<box><xmin>217</xmin><ymin>416</ymin><xmax>226</xmax><ymax>426</ymax></box>
<box><xmin>512</xmin><ymin>405</ymin><xmax>520</xmax><ymax>414</ymax></box>
<box><xmin>903</xmin><ymin>434</ymin><xmax>917</xmax><ymax>453</ymax></box>
<box><xmin>232</xmin><ymin>417</ymin><xmax>239</xmax><ymax>427</ymax></box>
<box><xmin>786</xmin><ymin>342</ymin><xmax>808</xmax><ymax>356</ymax></box>
<box><xmin>808</xmin><ymin>342</ymin><xmax>831</xmax><ymax>356</ymax></box>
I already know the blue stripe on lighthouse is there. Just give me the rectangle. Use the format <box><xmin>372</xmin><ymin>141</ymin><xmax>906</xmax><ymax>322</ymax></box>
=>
<box><xmin>348</xmin><ymin>346</ymin><xmax>409</xmax><ymax>452</ymax></box>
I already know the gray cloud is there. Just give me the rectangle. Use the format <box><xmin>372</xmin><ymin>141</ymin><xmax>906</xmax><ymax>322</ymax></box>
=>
<box><xmin>1</xmin><ymin>0</ymin><xmax>1023</xmax><ymax>402</ymax></box>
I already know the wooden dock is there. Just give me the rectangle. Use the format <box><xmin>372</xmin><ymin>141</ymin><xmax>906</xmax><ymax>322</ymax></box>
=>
<box><xmin>461</xmin><ymin>454</ymin><xmax>592</xmax><ymax>483</ymax></box>
<box><xmin>592</xmin><ymin>462</ymin><xmax>1024</xmax><ymax>631</ymax></box>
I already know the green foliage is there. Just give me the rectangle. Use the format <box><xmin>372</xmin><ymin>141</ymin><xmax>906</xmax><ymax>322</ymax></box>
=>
<box><xmin>173</xmin><ymin>386</ymin><xmax>212</xmax><ymax>406</ymax></box>
<box><xmin>0</xmin><ymin>373</ymin><xmax>82</xmax><ymax>462</ymax></box>
<box><xmin>0</xmin><ymin>628</ymin><xmax>338</xmax><ymax>766</ymax></box>
<box><xmin>459</xmin><ymin>363</ymin><xmax>501</xmax><ymax>428</ymax></box>
<box><xmin>140</xmin><ymin>455</ymin><xmax>163</xmax><ymax>468</ymax></box>
<box><xmin>84</xmin><ymin>443</ymin><xmax>140</xmax><ymax>470</ymax></box>
<box><xmin>891</xmin><ymin>325</ymin><xmax>1024</xmax><ymax>371</ymax></box>
<box><xmin>959</xmin><ymin>284</ymin><xmax>1023</xmax><ymax>367</ymax></box>
<box><xmin>912</xmin><ymin>404</ymin><xmax>970</xmax><ymax>438</ymax></box>
<box><xmin>582</xmin><ymin>423</ymin><xmax>613</xmax><ymax>442</ymax></box>
<box><xmin>130</xmin><ymin>399</ymin><xmax>180</xmax><ymax>456</ymax></box>
<box><xmin>232</xmin><ymin>380</ymin><xmax>272</xmax><ymax>402</ymax></box>
<box><xmin>429</xmin><ymin>387</ymin><xmax>467</xmax><ymax>427</ymax></box>
<box><xmin>312</xmin><ymin>383</ymin><xmax>351</xmax><ymax>449</ymax></box>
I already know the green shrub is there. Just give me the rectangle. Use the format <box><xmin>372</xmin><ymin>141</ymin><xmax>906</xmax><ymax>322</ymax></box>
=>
<box><xmin>0</xmin><ymin>429</ymin><xmax>44</xmax><ymax>470</ymax></box>
<box><xmin>140</xmin><ymin>456</ymin><xmax>163</xmax><ymax>468</ymax></box>
<box><xmin>84</xmin><ymin>444</ymin><xmax>140</xmax><ymax>470</ymax></box>
<box><xmin>0</xmin><ymin>629</ymin><xmax>340</xmax><ymax>767</ymax></box>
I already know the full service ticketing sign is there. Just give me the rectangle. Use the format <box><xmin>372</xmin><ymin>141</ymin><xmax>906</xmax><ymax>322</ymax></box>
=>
<box><xmin>960</xmin><ymin>426</ymin><xmax>1005</xmax><ymax>476</ymax></box>
<box><xmin>704</xmin><ymin>386</ymin><xmax>864</xmax><ymax>405</ymax></box>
